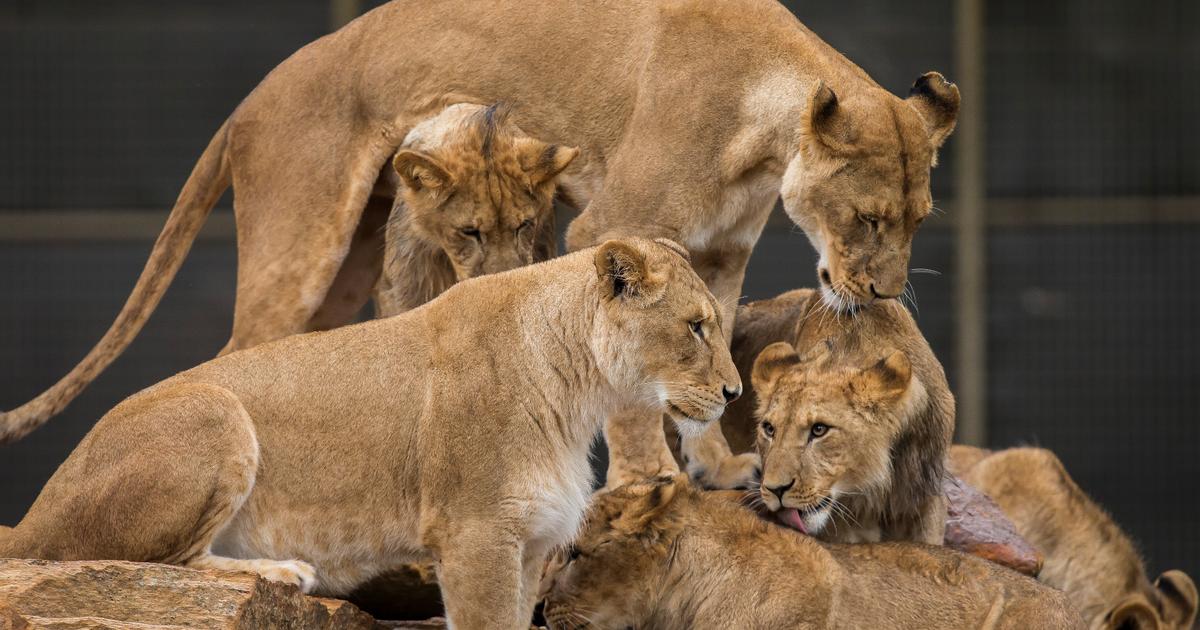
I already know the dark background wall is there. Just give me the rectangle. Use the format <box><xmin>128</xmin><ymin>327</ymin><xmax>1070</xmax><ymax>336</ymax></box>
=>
<box><xmin>2</xmin><ymin>0</ymin><xmax>1197</xmax><ymax>584</ymax></box>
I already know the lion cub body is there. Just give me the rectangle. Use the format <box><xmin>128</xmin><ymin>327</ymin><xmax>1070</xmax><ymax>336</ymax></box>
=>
<box><xmin>540</xmin><ymin>477</ymin><xmax>1084</xmax><ymax>629</ymax></box>
<box><xmin>727</xmin><ymin>288</ymin><xmax>954</xmax><ymax>544</ymax></box>
<box><xmin>0</xmin><ymin>238</ymin><xmax>740</xmax><ymax>630</ymax></box>
<box><xmin>951</xmin><ymin>446</ymin><xmax>1198</xmax><ymax>630</ymax></box>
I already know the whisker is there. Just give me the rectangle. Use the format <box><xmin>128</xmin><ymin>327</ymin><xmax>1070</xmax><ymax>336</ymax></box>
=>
<box><xmin>909</xmin><ymin>267</ymin><xmax>942</xmax><ymax>276</ymax></box>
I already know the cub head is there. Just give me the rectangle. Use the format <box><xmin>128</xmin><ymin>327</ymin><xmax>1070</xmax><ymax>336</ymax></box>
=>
<box><xmin>392</xmin><ymin>103</ymin><xmax>579</xmax><ymax>281</ymax></box>
<box><xmin>540</xmin><ymin>476</ymin><xmax>688</xmax><ymax>629</ymax></box>
<box><xmin>781</xmin><ymin>72</ymin><xmax>959</xmax><ymax>310</ymax></box>
<box><xmin>750</xmin><ymin>341</ymin><xmax>921</xmax><ymax>534</ymax></box>
<box><xmin>591</xmin><ymin>238</ymin><xmax>741</xmax><ymax>434</ymax></box>
<box><xmin>1099</xmin><ymin>570</ymin><xmax>1198</xmax><ymax>630</ymax></box>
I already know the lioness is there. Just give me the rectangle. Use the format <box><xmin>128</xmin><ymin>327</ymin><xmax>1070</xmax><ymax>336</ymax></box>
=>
<box><xmin>0</xmin><ymin>237</ymin><xmax>741</xmax><ymax>630</ymax></box>
<box><xmin>724</xmin><ymin>289</ymin><xmax>954</xmax><ymax>544</ymax></box>
<box><xmin>951</xmin><ymin>446</ymin><xmax>1199</xmax><ymax>630</ymax></box>
<box><xmin>4</xmin><ymin>0</ymin><xmax>958</xmax><ymax>491</ymax></box>
<box><xmin>539</xmin><ymin>476</ymin><xmax>1084</xmax><ymax>629</ymax></box>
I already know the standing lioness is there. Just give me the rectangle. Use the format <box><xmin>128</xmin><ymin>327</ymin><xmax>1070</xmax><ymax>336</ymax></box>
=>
<box><xmin>0</xmin><ymin>238</ymin><xmax>741</xmax><ymax>630</ymax></box>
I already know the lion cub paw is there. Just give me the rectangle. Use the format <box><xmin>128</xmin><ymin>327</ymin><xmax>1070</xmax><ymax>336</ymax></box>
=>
<box><xmin>255</xmin><ymin>559</ymin><xmax>319</xmax><ymax>593</ymax></box>
<box><xmin>688</xmin><ymin>451</ymin><xmax>762</xmax><ymax>490</ymax></box>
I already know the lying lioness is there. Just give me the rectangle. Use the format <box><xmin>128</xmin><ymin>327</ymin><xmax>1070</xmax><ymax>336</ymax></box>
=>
<box><xmin>540</xmin><ymin>476</ymin><xmax>1085</xmax><ymax>629</ymax></box>
<box><xmin>951</xmin><ymin>446</ymin><xmax>1198</xmax><ymax>630</ymax></box>
<box><xmin>0</xmin><ymin>238</ymin><xmax>741</xmax><ymax>630</ymax></box>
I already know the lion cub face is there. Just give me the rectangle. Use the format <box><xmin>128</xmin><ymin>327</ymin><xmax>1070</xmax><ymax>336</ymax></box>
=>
<box><xmin>781</xmin><ymin>73</ymin><xmax>959</xmax><ymax>310</ymax></box>
<box><xmin>540</xmin><ymin>477</ymin><xmax>685</xmax><ymax>629</ymax></box>
<box><xmin>751</xmin><ymin>342</ymin><xmax>916</xmax><ymax>535</ymax></box>
<box><xmin>591</xmin><ymin>239</ymin><xmax>742</xmax><ymax>432</ymax></box>
<box><xmin>392</xmin><ymin>105</ymin><xmax>578</xmax><ymax>281</ymax></box>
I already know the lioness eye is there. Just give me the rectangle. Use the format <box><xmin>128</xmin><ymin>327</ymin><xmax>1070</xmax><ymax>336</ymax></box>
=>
<box><xmin>689</xmin><ymin>319</ymin><xmax>704</xmax><ymax>339</ymax></box>
<box><xmin>518</xmin><ymin>219</ymin><xmax>534</xmax><ymax>232</ymax></box>
<box><xmin>459</xmin><ymin>227</ymin><xmax>481</xmax><ymax>240</ymax></box>
<box><xmin>761</xmin><ymin>421</ymin><xmax>775</xmax><ymax>438</ymax></box>
<box><xmin>810</xmin><ymin>423</ymin><xmax>829</xmax><ymax>439</ymax></box>
<box><xmin>857</xmin><ymin>212</ymin><xmax>879</xmax><ymax>231</ymax></box>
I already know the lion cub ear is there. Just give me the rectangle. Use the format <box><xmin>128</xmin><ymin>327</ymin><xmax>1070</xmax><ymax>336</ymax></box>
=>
<box><xmin>752</xmin><ymin>342</ymin><xmax>802</xmax><ymax>401</ymax></box>
<box><xmin>1155</xmin><ymin>570</ymin><xmax>1199</xmax><ymax>628</ymax></box>
<box><xmin>393</xmin><ymin>150</ymin><xmax>455</xmax><ymax>195</ymax></box>
<box><xmin>906</xmin><ymin>71</ymin><xmax>961</xmax><ymax>150</ymax></box>
<box><xmin>612</xmin><ymin>476</ymin><xmax>684</xmax><ymax>534</ymax></box>
<box><xmin>515</xmin><ymin>137</ymin><xmax>580</xmax><ymax>185</ymax></box>
<box><xmin>852</xmin><ymin>350</ymin><xmax>913</xmax><ymax>404</ymax></box>
<box><xmin>1104</xmin><ymin>594</ymin><xmax>1159</xmax><ymax>630</ymax></box>
<box><xmin>594</xmin><ymin>239</ymin><xmax>662</xmax><ymax>301</ymax></box>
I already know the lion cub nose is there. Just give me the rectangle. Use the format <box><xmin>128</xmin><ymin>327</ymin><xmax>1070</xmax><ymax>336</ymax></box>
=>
<box><xmin>766</xmin><ymin>479</ymin><xmax>795</xmax><ymax>502</ymax></box>
<box><xmin>721</xmin><ymin>384</ymin><xmax>742</xmax><ymax>403</ymax></box>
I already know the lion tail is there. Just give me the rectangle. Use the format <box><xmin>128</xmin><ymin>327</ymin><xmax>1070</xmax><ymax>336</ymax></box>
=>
<box><xmin>0</xmin><ymin>119</ymin><xmax>233</xmax><ymax>444</ymax></box>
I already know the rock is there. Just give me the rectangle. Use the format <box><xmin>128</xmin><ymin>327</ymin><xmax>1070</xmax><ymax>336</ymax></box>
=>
<box><xmin>0</xmin><ymin>559</ymin><xmax>381</xmax><ymax>629</ymax></box>
<box><xmin>943</xmin><ymin>476</ymin><xmax>1044</xmax><ymax>577</ymax></box>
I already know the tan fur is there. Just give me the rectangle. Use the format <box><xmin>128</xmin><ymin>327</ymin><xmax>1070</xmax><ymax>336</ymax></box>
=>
<box><xmin>951</xmin><ymin>446</ymin><xmax>1199</xmax><ymax>630</ymax></box>
<box><xmin>540</xmin><ymin>476</ymin><xmax>1084</xmax><ymax>629</ymax></box>
<box><xmin>3</xmin><ymin>2</ymin><xmax>958</xmax><ymax>496</ymax></box>
<box><xmin>0</xmin><ymin>238</ymin><xmax>739</xmax><ymax>630</ymax></box>
<box><xmin>724</xmin><ymin>288</ymin><xmax>954</xmax><ymax>544</ymax></box>
<box><xmin>0</xmin><ymin>104</ymin><xmax>575</xmax><ymax>444</ymax></box>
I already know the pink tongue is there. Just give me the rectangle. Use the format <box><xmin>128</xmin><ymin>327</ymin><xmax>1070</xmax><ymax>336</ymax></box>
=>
<box><xmin>777</xmin><ymin>508</ymin><xmax>808</xmax><ymax>534</ymax></box>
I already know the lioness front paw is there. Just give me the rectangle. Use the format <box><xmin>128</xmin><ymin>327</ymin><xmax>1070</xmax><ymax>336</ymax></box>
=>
<box><xmin>256</xmin><ymin>559</ymin><xmax>319</xmax><ymax>594</ymax></box>
<box><xmin>687</xmin><ymin>451</ymin><xmax>762</xmax><ymax>490</ymax></box>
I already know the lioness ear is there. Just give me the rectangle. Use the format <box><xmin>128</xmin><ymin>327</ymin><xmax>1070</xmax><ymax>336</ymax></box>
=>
<box><xmin>853</xmin><ymin>350</ymin><xmax>913</xmax><ymax>404</ymax></box>
<box><xmin>612</xmin><ymin>476</ymin><xmax>684</xmax><ymax>534</ymax></box>
<box><xmin>1155</xmin><ymin>570</ymin><xmax>1199</xmax><ymax>628</ymax></box>
<box><xmin>752</xmin><ymin>342</ymin><xmax>802</xmax><ymax>400</ymax></box>
<box><xmin>594</xmin><ymin>239</ymin><xmax>658</xmax><ymax>300</ymax></box>
<box><xmin>1105</xmin><ymin>594</ymin><xmax>1159</xmax><ymax>630</ymax></box>
<box><xmin>803</xmin><ymin>81</ymin><xmax>855</xmax><ymax>153</ymax></box>
<box><xmin>516</xmin><ymin>138</ymin><xmax>580</xmax><ymax>185</ymax></box>
<box><xmin>906</xmin><ymin>71</ymin><xmax>960</xmax><ymax>150</ymax></box>
<box><xmin>393</xmin><ymin>150</ymin><xmax>454</xmax><ymax>195</ymax></box>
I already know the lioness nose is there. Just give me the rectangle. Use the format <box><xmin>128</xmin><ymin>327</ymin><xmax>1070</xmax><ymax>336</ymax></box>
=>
<box><xmin>766</xmin><ymin>479</ymin><xmax>795</xmax><ymax>502</ymax></box>
<box><xmin>870</xmin><ymin>283</ymin><xmax>901</xmax><ymax>300</ymax></box>
<box><xmin>721</xmin><ymin>384</ymin><xmax>742</xmax><ymax>403</ymax></box>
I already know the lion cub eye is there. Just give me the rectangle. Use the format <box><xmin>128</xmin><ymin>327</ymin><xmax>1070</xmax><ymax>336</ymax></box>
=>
<box><xmin>809</xmin><ymin>423</ymin><xmax>830</xmax><ymax>440</ymax></box>
<box><xmin>760</xmin><ymin>420</ymin><xmax>775</xmax><ymax>438</ymax></box>
<box><xmin>566</xmin><ymin>545</ymin><xmax>582</xmax><ymax>561</ymax></box>
<box><xmin>857</xmin><ymin>212</ymin><xmax>880</xmax><ymax>231</ymax></box>
<box><xmin>517</xmin><ymin>219</ymin><xmax>534</xmax><ymax>233</ymax></box>
<box><xmin>689</xmin><ymin>319</ymin><xmax>705</xmax><ymax>339</ymax></box>
<box><xmin>459</xmin><ymin>226</ymin><xmax>481</xmax><ymax>240</ymax></box>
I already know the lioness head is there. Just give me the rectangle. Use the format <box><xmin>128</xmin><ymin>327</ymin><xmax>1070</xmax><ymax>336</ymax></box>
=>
<box><xmin>591</xmin><ymin>238</ymin><xmax>741</xmax><ymax>432</ymax></box>
<box><xmin>540</xmin><ymin>476</ymin><xmax>688</xmax><ymax>629</ymax></box>
<box><xmin>751</xmin><ymin>341</ymin><xmax>921</xmax><ymax>535</ymax></box>
<box><xmin>781</xmin><ymin>72</ymin><xmax>959</xmax><ymax>310</ymax></box>
<box><xmin>392</xmin><ymin>104</ymin><xmax>579</xmax><ymax>281</ymax></box>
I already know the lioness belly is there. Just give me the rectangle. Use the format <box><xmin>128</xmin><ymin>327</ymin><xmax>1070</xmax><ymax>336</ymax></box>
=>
<box><xmin>212</xmin><ymin>491</ymin><xmax>426</xmax><ymax>595</ymax></box>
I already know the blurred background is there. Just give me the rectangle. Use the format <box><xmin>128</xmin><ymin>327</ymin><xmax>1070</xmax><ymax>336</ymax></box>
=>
<box><xmin>2</xmin><ymin>0</ymin><xmax>1197</xmax><ymax>586</ymax></box>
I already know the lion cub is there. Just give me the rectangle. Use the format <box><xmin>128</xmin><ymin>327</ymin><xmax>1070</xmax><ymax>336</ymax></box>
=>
<box><xmin>374</xmin><ymin>103</ymin><xmax>577</xmax><ymax>315</ymax></box>
<box><xmin>540</xmin><ymin>476</ymin><xmax>1084</xmax><ymax>629</ymax></box>
<box><xmin>951</xmin><ymin>446</ymin><xmax>1198</xmax><ymax>630</ymax></box>
<box><xmin>0</xmin><ymin>238</ymin><xmax>741</xmax><ymax>630</ymax></box>
<box><xmin>726</xmin><ymin>289</ymin><xmax>954</xmax><ymax>544</ymax></box>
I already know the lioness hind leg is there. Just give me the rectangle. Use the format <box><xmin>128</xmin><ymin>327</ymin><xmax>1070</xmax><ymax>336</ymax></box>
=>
<box><xmin>435</xmin><ymin>528</ymin><xmax>526</xmax><ymax>629</ymax></box>
<box><xmin>188</xmin><ymin>554</ymin><xmax>318</xmax><ymax>593</ymax></box>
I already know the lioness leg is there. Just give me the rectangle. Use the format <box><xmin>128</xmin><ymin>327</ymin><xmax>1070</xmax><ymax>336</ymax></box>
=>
<box><xmin>188</xmin><ymin>554</ymin><xmax>317</xmax><ymax>593</ymax></box>
<box><xmin>220</xmin><ymin>114</ymin><xmax>396</xmax><ymax>354</ymax></box>
<box><xmin>306</xmin><ymin>194</ymin><xmax>389</xmax><ymax>331</ymax></box>
<box><xmin>435</xmin><ymin>528</ymin><xmax>526</xmax><ymax>629</ymax></box>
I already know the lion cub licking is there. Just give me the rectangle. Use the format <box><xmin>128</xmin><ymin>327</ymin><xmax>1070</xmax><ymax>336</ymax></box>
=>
<box><xmin>374</xmin><ymin>103</ymin><xmax>577</xmax><ymax>315</ymax></box>
<box><xmin>540</xmin><ymin>476</ymin><xmax>1084</xmax><ymax>629</ymax></box>
<box><xmin>0</xmin><ymin>238</ymin><xmax>740</xmax><ymax>630</ymax></box>
<box><xmin>951</xmin><ymin>446</ymin><xmax>1198</xmax><ymax>630</ymax></box>
<box><xmin>728</xmin><ymin>289</ymin><xmax>954</xmax><ymax>544</ymax></box>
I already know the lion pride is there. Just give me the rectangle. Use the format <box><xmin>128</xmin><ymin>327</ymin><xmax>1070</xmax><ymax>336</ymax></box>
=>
<box><xmin>2</xmin><ymin>1</ymin><xmax>959</xmax><ymax>490</ymax></box>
